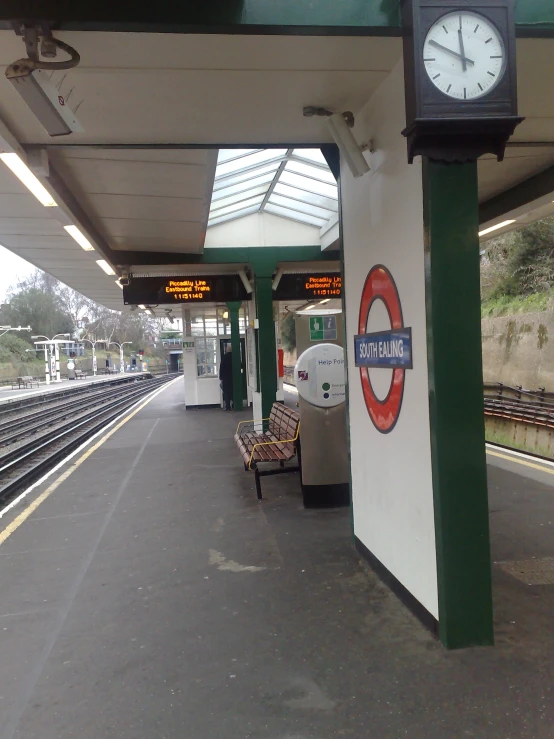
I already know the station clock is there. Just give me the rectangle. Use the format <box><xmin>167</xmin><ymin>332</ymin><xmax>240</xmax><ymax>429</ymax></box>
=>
<box><xmin>400</xmin><ymin>0</ymin><xmax>523</xmax><ymax>162</ymax></box>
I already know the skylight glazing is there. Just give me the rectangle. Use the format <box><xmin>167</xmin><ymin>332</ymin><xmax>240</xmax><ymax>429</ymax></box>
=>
<box><xmin>208</xmin><ymin>148</ymin><xmax>338</xmax><ymax>229</ymax></box>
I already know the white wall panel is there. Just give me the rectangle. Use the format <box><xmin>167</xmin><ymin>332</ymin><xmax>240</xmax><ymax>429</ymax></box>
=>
<box><xmin>341</xmin><ymin>62</ymin><xmax>438</xmax><ymax>618</ymax></box>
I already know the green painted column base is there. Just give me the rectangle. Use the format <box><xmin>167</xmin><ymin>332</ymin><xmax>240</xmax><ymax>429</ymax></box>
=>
<box><xmin>423</xmin><ymin>158</ymin><xmax>494</xmax><ymax>649</ymax></box>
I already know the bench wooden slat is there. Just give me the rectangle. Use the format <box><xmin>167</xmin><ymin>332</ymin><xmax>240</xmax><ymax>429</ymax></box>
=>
<box><xmin>234</xmin><ymin>402</ymin><xmax>300</xmax><ymax>500</ymax></box>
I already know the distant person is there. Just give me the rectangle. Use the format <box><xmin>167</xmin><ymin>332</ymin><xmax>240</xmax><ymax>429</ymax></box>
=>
<box><xmin>219</xmin><ymin>345</ymin><xmax>233</xmax><ymax>411</ymax></box>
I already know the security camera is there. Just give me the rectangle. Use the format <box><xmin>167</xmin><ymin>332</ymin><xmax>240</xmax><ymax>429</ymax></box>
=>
<box><xmin>119</xmin><ymin>276</ymin><xmax>131</xmax><ymax>287</ymax></box>
<box><xmin>238</xmin><ymin>269</ymin><xmax>253</xmax><ymax>294</ymax></box>
<box><xmin>325</xmin><ymin>113</ymin><xmax>370</xmax><ymax>179</ymax></box>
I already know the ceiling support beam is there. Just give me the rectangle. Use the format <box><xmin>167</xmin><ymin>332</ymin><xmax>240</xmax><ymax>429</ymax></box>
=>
<box><xmin>259</xmin><ymin>148</ymin><xmax>292</xmax><ymax>212</ymax></box>
<box><xmin>479</xmin><ymin>165</ymin><xmax>554</xmax><ymax>225</ymax></box>
<box><xmin>116</xmin><ymin>245</ymin><xmax>338</xmax><ymax>268</ymax></box>
<box><xmin>0</xmin><ymin>2</ymin><xmax>551</xmax><ymax>36</ymax></box>
<box><xmin>25</xmin><ymin>143</ymin><xmax>332</xmax><ymax>150</ymax></box>
<box><xmin>0</xmin><ymin>1</ymin><xmax>401</xmax><ymax>35</ymax></box>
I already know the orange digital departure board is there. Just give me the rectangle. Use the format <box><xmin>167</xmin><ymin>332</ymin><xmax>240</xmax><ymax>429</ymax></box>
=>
<box><xmin>273</xmin><ymin>273</ymin><xmax>342</xmax><ymax>300</ymax></box>
<box><xmin>123</xmin><ymin>275</ymin><xmax>249</xmax><ymax>305</ymax></box>
<box><xmin>164</xmin><ymin>279</ymin><xmax>212</xmax><ymax>301</ymax></box>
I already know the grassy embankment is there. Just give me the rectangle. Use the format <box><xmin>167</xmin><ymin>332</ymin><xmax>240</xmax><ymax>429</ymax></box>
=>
<box><xmin>481</xmin><ymin>291</ymin><xmax>554</xmax><ymax>318</ymax></box>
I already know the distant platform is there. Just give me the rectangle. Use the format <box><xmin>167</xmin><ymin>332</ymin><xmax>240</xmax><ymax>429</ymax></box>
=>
<box><xmin>0</xmin><ymin>372</ymin><xmax>148</xmax><ymax>405</ymax></box>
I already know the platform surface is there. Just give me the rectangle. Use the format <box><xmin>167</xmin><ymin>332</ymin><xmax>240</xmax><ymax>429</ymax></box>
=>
<box><xmin>1</xmin><ymin>380</ymin><xmax>554</xmax><ymax>738</ymax></box>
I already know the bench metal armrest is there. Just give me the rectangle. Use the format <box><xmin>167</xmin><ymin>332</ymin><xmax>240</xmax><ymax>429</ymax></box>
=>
<box><xmin>248</xmin><ymin>424</ymin><xmax>300</xmax><ymax>469</ymax></box>
<box><xmin>235</xmin><ymin>416</ymin><xmax>271</xmax><ymax>436</ymax></box>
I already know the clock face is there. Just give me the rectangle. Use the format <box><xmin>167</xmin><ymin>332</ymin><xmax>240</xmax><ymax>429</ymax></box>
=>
<box><xmin>423</xmin><ymin>11</ymin><xmax>506</xmax><ymax>101</ymax></box>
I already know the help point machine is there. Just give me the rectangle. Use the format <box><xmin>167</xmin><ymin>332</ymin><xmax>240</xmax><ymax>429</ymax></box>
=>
<box><xmin>294</xmin><ymin>311</ymin><xmax>350</xmax><ymax>507</ymax></box>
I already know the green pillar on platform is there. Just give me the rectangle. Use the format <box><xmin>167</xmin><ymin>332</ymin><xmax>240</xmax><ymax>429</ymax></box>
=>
<box><xmin>254</xmin><ymin>275</ymin><xmax>277</xmax><ymax>419</ymax></box>
<box><xmin>423</xmin><ymin>159</ymin><xmax>494</xmax><ymax>649</ymax></box>
<box><xmin>226</xmin><ymin>301</ymin><xmax>243</xmax><ymax>412</ymax></box>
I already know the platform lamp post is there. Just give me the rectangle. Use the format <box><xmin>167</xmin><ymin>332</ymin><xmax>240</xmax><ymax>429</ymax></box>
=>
<box><xmin>0</xmin><ymin>325</ymin><xmax>32</xmax><ymax>338</ymax></box>
<box><xmin>80</xmin><ymin>338</ymin><xmax>106</xmax><ymax>377</ymax></box>
<box><xmin>32</xmin><ymin>334</ymin><xmax>53</xmax><ymax>385</ymax></box>
<box><xmin>32</xmin><ymin>333</ymin><xmax>71</xmax><ymax>383</ymax></box>
<box><xmin>110</xmin><ymin>341</ymin><xmax>132</xmax><ymax>373</ymax></box>
<box><xmin>52</xmin><ymin>334</ymin><xmax>70</xmax><ymax>382</ymax></box>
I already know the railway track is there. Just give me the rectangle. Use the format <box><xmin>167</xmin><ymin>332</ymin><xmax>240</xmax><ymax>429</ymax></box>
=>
<box><xmin>0</xmin><ymin>373</ymin><xmax>177</xmax><ymax>506</ymax></box>
<box><xmin>0</xmin><ymin>374</ymin><xmax>137</xmax><ymax>418</ymax></box>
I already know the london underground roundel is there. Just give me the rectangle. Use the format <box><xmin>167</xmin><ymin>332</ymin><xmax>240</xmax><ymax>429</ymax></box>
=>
<box><xmin>354</xmin><ymin>265</ymin><xmax>413</xmax><ymax>433</ymax></box>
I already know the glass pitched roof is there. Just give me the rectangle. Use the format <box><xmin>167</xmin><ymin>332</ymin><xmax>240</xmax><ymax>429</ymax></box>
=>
<box><xmin>208</xmin><ymin>149</ymin><xmax>338</xmax><ymax>229</ymax></box>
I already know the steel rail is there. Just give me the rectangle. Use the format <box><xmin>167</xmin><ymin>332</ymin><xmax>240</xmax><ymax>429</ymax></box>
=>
<box><xmin>0</xmin><ymin>377</ymin><xmax>155</xmax><ymax>443</ymax></box>
<box><xmin>0</xmin><ymin>375</ymin><xmax>140</xmax><ymax>418</ymax></box>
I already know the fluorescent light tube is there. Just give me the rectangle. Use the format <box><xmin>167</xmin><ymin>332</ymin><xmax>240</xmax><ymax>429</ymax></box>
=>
<box><xmin>64</xmin><ymin>224</ymin><xmax>95</xmax><ymax>251</ymax></box>
<box><xmin>479</xmin><ymin>220</ymin><xmax>516</xmax><ymax>237</ymax></box>
<box><xmin>319</xmin><ymin>298</ymin><xmax>331</xmax><ymax>304</ymax></box>
<box><xmin>115</xmin><ymin>280</ymin><xmax>123</xmax><ymax>289</ymax></box>
<box><xmin>0</xmin><ymin>152</ymin><xmax>57</xmax><ymax>206</ymax></box>
<box><xmin>138</xmin><ymin>305</ymin><xmax>146</xmax><ymax>310</ymax></box>
<box><xmin>96</xmin><ymin>259</ymin><xmax>115</xmax><ymax>276</ymax></box>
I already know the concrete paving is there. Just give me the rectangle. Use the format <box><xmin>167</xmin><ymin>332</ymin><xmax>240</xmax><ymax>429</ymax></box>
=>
<box><xmin>0</xmin><ymin>380</ymin><xmax>553</xmax><ymax>738</ymax></box>
<box><xmin>0</xmin><ymin>372</ymin><xmax>147</xmax><ymax>405</ymax></box>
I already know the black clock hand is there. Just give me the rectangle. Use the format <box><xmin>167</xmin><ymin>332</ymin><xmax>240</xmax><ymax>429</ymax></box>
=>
<box><xmin>428</xmin><ymin>39</ymin><xmax>475</xmax><ymax>66</ymax></box>
<box><xmin>458</xmin><ymin>28</ymin><xmax>468</xmax><ymax>72</ymax></box>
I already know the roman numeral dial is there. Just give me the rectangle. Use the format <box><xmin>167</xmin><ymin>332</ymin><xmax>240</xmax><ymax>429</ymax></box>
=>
<box><xmin>423</xmin><ymin>11</ymin><xmax>506</xmax><ymax>100</ymax></box>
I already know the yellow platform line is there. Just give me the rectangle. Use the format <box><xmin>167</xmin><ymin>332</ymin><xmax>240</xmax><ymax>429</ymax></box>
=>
<box><xmin>0</xmin><ymin>378</ymin><xmax>177</xmax><ymax>548</ymax></box>
<box><xmin>486</xmin><ymin>446</ymin><xmax>554</xmax><ymax>476</ymax></box>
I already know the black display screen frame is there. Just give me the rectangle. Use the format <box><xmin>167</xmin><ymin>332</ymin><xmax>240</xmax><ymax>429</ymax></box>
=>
<box><xmin>273</xmin><ymin>273</ymin><xmax>342</xmax><ymax>301</ymax></box>
<box><xmin>123</xmin><ymin>275</ymin><xmax>250</xmax><ymax>305</ymax></box>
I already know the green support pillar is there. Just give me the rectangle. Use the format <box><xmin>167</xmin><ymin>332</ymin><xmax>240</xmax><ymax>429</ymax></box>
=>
<box><xmin>227</xmin><ymin>301</ymin><xmax>243</xmax><ymax>412</ymax></box>
<box><xmin>254</xmin><ymin>275</ymin><xmax>277</xmax><ymax>419</ymax></box>
<box><xmin>423</xmin><ymin>159</ymin><xmax>494</xmax><ymax>649</ymax></box>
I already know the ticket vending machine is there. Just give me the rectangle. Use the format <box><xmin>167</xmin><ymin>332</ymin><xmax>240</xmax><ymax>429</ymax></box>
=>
<box><xmin>294</xmin><ymin>335</ymin><xmax>350</xmax><ymax>508</ymax></box>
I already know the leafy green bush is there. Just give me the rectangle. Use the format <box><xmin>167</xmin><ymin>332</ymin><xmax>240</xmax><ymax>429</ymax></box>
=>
<box><xmin>280</xmin><ymin>312</ymin><xmax>296</xmax><ymax>352</ymax></box>
<box><xmin>481</xmin><ymin>218</ymin><xmax>554</xmax><ymax>306</ymax></box>
<box><xmin>0</xmin><ymin>333</ymin><xmax>35</xmax><ymax>363</ymax></box>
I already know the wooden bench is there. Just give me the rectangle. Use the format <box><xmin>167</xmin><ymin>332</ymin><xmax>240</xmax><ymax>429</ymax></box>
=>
<box><xmin>12</xmin><ymin>375</ymin><xmax>40</xmax><ymax>389</ymax></box>
<box><xmin>234</xmin><ymin>403</ymin><xmax>300</xmax><ymax>500</ymax></box>
<box><xmin>74</xmin><ymin>369</ymin><xmax>88</xmax><ymax>379</ymax></box>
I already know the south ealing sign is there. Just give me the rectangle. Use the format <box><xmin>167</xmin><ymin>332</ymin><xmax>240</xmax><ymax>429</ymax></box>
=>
<box><xmin>355</xmin><ymin>265</ymin><xmax>413</xmax><ymax>434</ymax></box>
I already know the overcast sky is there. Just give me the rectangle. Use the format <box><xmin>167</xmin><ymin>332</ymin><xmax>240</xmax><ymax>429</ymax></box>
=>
<box><xmin>0</xmin><ymin>244</ymin><xmax>35</xmax><ymax>302</ymax></box>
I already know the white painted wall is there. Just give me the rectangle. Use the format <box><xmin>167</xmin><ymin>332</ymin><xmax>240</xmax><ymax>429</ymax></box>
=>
<box><xmin>198</xmin><ymin>377</ymin><xmax>221</xmax><ymax>406</ymax></box>
<box><xmin>182</xmin><ymin>336</ymin><xmax>198</xmax><ymax>407</ymax></box>
<box><xmin>205</xmin><ymin>211</ymin><xmax>321</xmax><ymax>247</ymax></box>
<box><xmin>341</xmin><ymin>62</ymin><xmax>438</xmax><ymax>618</ymax></box>
<box><xmin>252</xmin><ymin>391</ymin><xmax>263</xmax><ymax>424</ymax></box>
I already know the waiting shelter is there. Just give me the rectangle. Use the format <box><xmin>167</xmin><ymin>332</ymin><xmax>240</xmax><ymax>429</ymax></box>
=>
<box><xmin>0</xmin><ymin>1</ymin><xmax>553</xmax><ymax>648</ymax></box>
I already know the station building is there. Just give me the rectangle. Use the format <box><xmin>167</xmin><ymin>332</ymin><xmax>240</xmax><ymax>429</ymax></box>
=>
<box><xmin>0</xmin><ymin>2</ymin><xmax>553</xmax><ymax>651</ymax></box>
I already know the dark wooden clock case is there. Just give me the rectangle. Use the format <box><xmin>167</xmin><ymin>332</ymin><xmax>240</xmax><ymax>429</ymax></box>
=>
<box><xmin>401</xmin><ymin>0</ymin><xmax>523</xmax><ymax>162</ymax></box>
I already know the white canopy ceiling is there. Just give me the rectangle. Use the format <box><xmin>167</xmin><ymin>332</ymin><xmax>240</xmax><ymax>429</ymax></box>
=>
<box><xmin>0</xmin><ymin>30</ymin><xmax>551</xmax><ymax>308</ymax></box>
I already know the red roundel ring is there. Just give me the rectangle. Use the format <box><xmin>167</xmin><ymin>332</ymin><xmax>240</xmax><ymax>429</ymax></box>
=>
<box><xmin>358</xmin><ymin>265</ymin><xmax>406</xmax><ymax>433</ymax></box>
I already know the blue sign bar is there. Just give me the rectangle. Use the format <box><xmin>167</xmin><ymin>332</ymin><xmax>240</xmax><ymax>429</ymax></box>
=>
<box><xmin>354</xmin><ymin>328</ymin><xmax>413</xmax><ymax>369</ymax></box>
